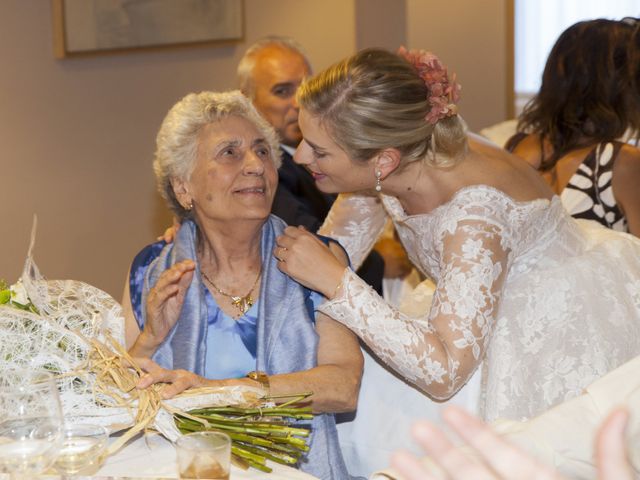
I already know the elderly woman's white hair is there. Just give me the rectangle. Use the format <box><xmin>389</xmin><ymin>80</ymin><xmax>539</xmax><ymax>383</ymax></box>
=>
<box><xmin>154</xmin><ymin>90</ymin><xmax>281</xmax><ymax>219</ymax></box>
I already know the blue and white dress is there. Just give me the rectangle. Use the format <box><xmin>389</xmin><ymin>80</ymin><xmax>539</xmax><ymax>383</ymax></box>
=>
<box><xmin>130</xmin><ymin>241</ymin><xmax>260</xmax><ymax>380</ymax></box>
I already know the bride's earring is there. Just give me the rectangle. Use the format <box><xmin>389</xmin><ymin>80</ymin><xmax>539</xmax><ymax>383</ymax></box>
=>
<box><xmin>375</xmin><ymin>170</ymin><xmax>382</xmax><ymax>192</ymax></box>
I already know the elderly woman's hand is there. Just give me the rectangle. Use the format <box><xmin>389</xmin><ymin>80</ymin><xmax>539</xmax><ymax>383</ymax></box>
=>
<box><xmin>275</xmin><ymin>226</ymin><xmax>348</xmax><ymax>298</ymax></box>
<box><xmin>134</xmin><ymin>357</ymin><xmax>205</xmax><ymax>399</ymax></box>
<box><xmin>134</xmin><ymin>260</ymin><xmax>195</xmax><ymax>356</ymax></box>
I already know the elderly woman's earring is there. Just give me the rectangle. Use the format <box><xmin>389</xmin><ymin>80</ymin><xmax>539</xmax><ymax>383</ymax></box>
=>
<box><xmin>375</xmin><ymin>170</ymin><xmax>382</xmax><ymax>192</ymax></box>
<box><xmin>186</xmin><ymin>200</ymin><xmax>193</xmax><ymax>211</ymax></box>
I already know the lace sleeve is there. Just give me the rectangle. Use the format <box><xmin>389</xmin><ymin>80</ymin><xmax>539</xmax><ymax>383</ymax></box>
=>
<box><xmin>318</xmin><ymin>193</ymin><xmax>388</xmax><ymax>270</ymax></box>
<box><xmin>317</xmin><ymin>217</ymin><xmax>510</xmax><ymax>400</ymax></box>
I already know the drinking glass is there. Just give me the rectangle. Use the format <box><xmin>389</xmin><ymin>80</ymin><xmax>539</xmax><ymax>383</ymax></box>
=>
<box><xmin>53</xmin><ymin>423</ymin><xmax>109</xmax><ymax>478</ymax></box>
<box><xmin>0</xmin><ymin>368</ymin><xmax>63</xmax><ymax>479</ymax></box>
<box><xmin>176</xmin><ymin>431</ymin><xmax>231</xmax><ymax>480</ymax></box>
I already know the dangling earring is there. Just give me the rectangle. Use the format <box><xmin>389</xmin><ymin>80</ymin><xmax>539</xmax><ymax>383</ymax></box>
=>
<box><xmin>375</xmin><ymin>170</ymin><xmax>382</xmax><ymax>192</ymax></box>
<box><xmin>430</xmin><ymin>134</ymin><xmax>437</xmax><ymax>164</ymax></box>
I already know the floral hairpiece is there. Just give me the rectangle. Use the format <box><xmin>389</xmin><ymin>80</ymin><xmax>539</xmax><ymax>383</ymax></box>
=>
<box><xmin>397</xmin><ymin>46</ymin><xmax>462</xmax><ymax>125</ymax></box>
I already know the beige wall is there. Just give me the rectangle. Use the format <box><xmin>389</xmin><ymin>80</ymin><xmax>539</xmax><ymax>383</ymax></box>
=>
<box><xmin>355</xmin><ymin>0</ymin><xmax>407</xmax><ymax>50</ymax></box>
<box><xmin>0</xmin><ymin>0</ymin><xmax>509</xmax><ymax>299</ymax></box>
<box><xmin>407</xmin><ymin>0</ymin><xmax>512</xmax><ymax>130</ymax></box>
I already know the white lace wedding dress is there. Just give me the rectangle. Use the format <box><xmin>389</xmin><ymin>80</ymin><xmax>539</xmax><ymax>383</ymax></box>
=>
<box><xmin>318</xmin><ymin>185</ymin><xmax>640</xmax><ymax>421</ymax></box>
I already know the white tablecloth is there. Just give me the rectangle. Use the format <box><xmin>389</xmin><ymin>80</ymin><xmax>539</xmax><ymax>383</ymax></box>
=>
<box><xmin>97</xmin><ymin>432</ymin><xmax>318</xmax><ymax>479</ymax></box>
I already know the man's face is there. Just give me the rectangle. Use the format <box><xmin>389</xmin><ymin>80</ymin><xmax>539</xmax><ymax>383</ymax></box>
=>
<box><xmin>250</xmin><ymin>46</ymin><xmax>310</xmax><ymax>148</ymax></box>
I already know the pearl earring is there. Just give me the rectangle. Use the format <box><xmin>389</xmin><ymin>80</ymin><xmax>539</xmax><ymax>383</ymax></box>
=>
<box><xmin>375</xmin><ymin>170</ymin><xmax>382</xmax><ymax>192</ymax></box>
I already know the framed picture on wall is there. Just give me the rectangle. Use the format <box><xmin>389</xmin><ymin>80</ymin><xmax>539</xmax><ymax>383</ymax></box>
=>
<box><xmin>52</xmin><ymin>0</ymin><xmax>244</xmax><ymax>58</ymax></box>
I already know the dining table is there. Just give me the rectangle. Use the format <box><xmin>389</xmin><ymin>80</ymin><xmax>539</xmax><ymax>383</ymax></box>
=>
<box><xmin>94</xmin><ymin>433</ymin><xmax>317</xmax><ymax>480</ymax></box>
<box><xmin>0</xmin><ymin>432</ymin><xmax>319</xmax><ymax>480</ymax></box>
<box><xmin>96</xmin><ymin>432</ymin><xmax>320</xmax><ymax>479</ymax></box>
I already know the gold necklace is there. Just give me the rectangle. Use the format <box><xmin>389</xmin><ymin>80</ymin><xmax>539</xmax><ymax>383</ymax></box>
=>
<box><xmin>201</xmin><ymin>268</ymin><xmax>261</xmax><ymax>316</ymax></box>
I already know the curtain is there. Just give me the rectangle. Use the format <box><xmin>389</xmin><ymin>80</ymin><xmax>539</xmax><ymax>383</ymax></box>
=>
<box><xmin>515</xmin><ymin>0</ymin><xmax>640</xmax><ymax>95</ymax></box>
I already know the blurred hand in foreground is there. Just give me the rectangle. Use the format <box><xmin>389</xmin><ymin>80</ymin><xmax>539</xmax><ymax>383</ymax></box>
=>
<box><xmin>391</xmin><ymin>405</ymin><xmax>633</xmax><ymax>480</ymax></box>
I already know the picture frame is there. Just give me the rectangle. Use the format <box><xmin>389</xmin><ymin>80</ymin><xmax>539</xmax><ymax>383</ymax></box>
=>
<box><xmin>52</xmin><ymin>0</ymin><xmax>244</xmax><ymax>59</ymax></box>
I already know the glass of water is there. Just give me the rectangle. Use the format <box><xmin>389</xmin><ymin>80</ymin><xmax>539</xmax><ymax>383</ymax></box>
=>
<box><xmin>0</xmin><ymin>368</ymin><xmax>63</xmax><ymax>479</ymax></box>
<box><xmin>53</xmin><ymin>423</ymin><xmax>109</xmax><ymax>477</ymax></box>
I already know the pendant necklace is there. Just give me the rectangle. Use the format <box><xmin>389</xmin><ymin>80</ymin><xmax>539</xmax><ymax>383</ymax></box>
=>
<box><xmin>201</xmin><ymin>268</ymin><xmax>261</xmax><ymax>316</ymax></box>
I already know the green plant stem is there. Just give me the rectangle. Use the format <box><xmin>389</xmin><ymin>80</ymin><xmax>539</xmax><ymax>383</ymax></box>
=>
<box><xmin>174</xmin><ymin>396</ymin><xmax>313</xmax><ymax>473</ymax></box>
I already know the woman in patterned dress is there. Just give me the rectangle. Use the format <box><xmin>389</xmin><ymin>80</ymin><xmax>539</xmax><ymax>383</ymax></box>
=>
<box><xmin>506</xmin><ymin>19</ymin><xmax>640</xmax><ymax>236</ymax></box>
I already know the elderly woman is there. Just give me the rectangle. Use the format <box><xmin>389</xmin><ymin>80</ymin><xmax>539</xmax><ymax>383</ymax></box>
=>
<box><xmin>120</xmin><ymin>91</ymin><xmax>362</xmax><ymax>480</ymax></box>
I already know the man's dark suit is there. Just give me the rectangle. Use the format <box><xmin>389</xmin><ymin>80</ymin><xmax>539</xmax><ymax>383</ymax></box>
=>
<box><xmin>271</xmin><ymin>148</ymin><xmax>384</xmax><ymax>294</ymax></box>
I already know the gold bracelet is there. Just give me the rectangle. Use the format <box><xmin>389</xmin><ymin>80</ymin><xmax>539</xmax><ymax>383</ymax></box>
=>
<box><xmin>246</xmin><ymin>370</ymin><xmax>270</xmax><ymax>396</ymax></box>
<box><xmin>330</xmin><ymin>271</ymin><xmax>347</xmax><ymax>299</ymax></box>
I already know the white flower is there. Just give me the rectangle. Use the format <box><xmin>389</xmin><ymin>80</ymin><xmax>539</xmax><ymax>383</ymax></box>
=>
<box><xmin>9</xmin><ymin>280</ymin><xmax>29</xmax><ymax>305</ymax></box>
<box><xmin>461</xmin><ymin>238</ymin><xmax>484</xmax><ymax>259</ymax></box>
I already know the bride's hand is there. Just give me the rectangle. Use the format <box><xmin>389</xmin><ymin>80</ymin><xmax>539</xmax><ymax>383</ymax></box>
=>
<box><xmin>275</xmin><ymin>226</ymin><xmax>348</xmax><ymax>298</ymax></box>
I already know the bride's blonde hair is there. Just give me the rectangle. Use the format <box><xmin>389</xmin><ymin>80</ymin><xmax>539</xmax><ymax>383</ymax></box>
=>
<box><xmin>297</xmin><ymin>48</ymin><xmax>468</xmax><ymax>168</ymax></box>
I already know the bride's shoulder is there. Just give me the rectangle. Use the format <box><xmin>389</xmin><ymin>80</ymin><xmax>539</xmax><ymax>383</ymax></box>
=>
<box><xmin>434</xmin><ymin>185</ymin><xmax>555</xmax><ymax>232</ymax></box>
<box><xmin>445</xmin><ymin>185</ymin><xmax>516</xmax><ymax>210</ymax></box>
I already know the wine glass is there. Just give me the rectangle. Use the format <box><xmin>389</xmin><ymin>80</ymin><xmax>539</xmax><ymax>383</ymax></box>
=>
<box><xmin>0</xmin><ymin>368</ymin><xmax>63</xmax><ymax>479</ymax></box>
<box><xmin>53</xmin><ymin>423</ymin><xmax>109</xmax><ymax>478</ymax></box>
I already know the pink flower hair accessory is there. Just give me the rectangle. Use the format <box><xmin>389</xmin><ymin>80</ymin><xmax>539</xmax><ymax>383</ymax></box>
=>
<box><xmin>398</xmin><ymin>46</ymin><xmax>462</xmax><ymax>125</ymax></box>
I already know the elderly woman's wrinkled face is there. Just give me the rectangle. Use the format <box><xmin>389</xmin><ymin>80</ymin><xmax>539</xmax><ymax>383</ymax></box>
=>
<box><xmin>180</xmin><ymin>115</ymin><xmax>278</xmax><ymax>224</ymax></box>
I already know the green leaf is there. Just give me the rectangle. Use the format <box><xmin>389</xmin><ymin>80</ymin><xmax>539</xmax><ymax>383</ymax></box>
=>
<box><xmin>0</xmin><ymin>290</ymin><xmax>10</xmax><ymax>304</ymax></box>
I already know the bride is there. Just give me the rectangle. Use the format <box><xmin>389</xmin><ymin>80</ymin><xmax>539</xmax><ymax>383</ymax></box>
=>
<box><xmin>274</xmin><ymin>47</ymin><xmax>640</xmax><ymax>421</ymax></box>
